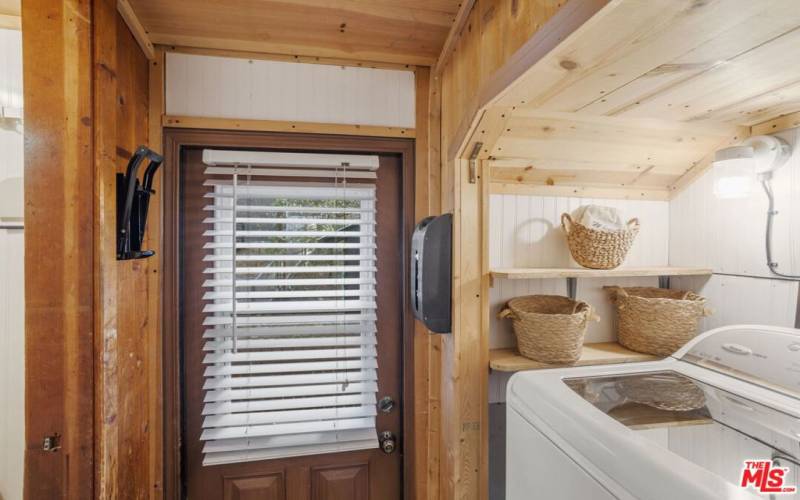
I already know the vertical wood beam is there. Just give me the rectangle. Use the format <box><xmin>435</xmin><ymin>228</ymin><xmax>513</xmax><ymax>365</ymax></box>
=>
<box><xmin>148</xmin><ymin>46</ymin><xmax>166</xmax><ymax>499</ymax></box>
<box><xmin>413</xmin><ymin>65</ymin><xmax>431</xmax><ymax>500</ymax></box>
<box><xmin>22</xmin><ymin>0</ymin><xmax>95</xmax><ymax>498</ymax></box>
<box><xmin>427</xmin><ymin>72</ymin><xmax>443</xmax><ymax>500</ymax></box>
<box><xmin>93</xmin><ymin>0</ymin><xmax>121</xmax><ymax>496</ymax></box>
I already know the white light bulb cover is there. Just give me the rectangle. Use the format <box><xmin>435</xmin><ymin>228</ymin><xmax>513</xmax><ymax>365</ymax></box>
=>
<box><xmin>712</xmin><ymin>135</ymin><xmax>792</xmax><ymax>199</ymax></box>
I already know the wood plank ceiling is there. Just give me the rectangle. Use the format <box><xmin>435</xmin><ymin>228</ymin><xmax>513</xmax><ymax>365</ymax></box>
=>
<box><xmin>126</xmin><ymin>0</ymin><xmax>463</xmax><ymax>65</ymax></box>
<box><xmin>458</xmin><ymin>0</ymin><xmax>800</xmax><ymax>199</ymax></box>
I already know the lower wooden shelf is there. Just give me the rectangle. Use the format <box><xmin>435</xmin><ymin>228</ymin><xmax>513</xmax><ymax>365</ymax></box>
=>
<box><xmin>489</xmin><ymin>342</ymin><xmax>659</xmax><ymax>372</ymax></box>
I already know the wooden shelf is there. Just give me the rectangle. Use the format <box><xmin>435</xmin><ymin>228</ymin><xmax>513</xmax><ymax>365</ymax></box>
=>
<box><xmin>490</xmin><ymin>266</ymin><xmax>712</xmax><ymax>281</ymax></box>
<box><xmin>489</xmin><ymin>342</ymin><xmax>659</xmax><ymax>372</ymax></box>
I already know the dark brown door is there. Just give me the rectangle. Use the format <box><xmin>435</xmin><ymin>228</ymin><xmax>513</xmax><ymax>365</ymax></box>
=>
<box><xmin>180</xmin><ymin>145</ymin><xmax>404</xmax><ymax>500</ymax></box>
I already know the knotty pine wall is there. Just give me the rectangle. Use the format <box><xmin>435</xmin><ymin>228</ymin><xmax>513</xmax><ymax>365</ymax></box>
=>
<box><xmin>0</xmin><ymin>25</ymin><xmax>23</xmax><ymax>500</ymax></box>
<box><xmin>434</xmin><ymin>2</ymin><xmax>566</xmax><ymax>499</ymax></box>
<box><xmin>165</xmin><ymin>52</ymin><xmax>416</xmax><ymax>128</ymax></box>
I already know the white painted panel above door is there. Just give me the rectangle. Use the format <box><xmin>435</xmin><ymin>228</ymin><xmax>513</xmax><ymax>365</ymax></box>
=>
<box><xmin>165</xmin><ymin>53</ymin><xmax>415</xmax><ymax>128</ymax></box>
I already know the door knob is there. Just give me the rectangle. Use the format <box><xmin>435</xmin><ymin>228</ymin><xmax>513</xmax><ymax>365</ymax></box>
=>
<box><xmin>378</xmin><ymin>396</ymin><xmax>394</xmax><ymax>413</ymax></box>
<box><xmin>379</xmin><ymin>431</ymin><xmax>397</xmax><ymax>454</ymax></box>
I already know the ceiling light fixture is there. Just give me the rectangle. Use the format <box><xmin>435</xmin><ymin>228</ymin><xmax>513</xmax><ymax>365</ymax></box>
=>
<box><xmin>713</xmin><ymin>135</ymin><xmax>797</xmax><ymax>279</ymax></box>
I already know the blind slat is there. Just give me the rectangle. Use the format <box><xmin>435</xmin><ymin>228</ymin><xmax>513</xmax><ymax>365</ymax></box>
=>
<box><xmin>202</xmin><ymin>265</ymin><xmax>376</xmax><ymax>275</ymax></box>
<box><xmin>203</xmin><ymin>277</ymin><xmax>375</xmax><ymax>288</ymax></box>
<box><xmin>203</xmin><ymin>358</ymin><xmax>378</xmax><ymax>377</ymax></box>
<box><xmin>203</xmin><ymin>300</ymin><xmax>376</xmax><ymax>314</ymax></box>
<box><xmin>200</xmin><ymin>417</ymin><xmax>376</xmax><ymax>441</ymax></box>
<box><xmin>203</xmin><ymin>405</ymin><xmax>377</xmax><ymax>429</ymax></box>
<box><xmin>203</xmin><ymin>381</ymin><xmax>378</xmax><ymax>403</ymax></box>
<box><xmin>202</xmin><ymin>393</ymin><xmax>376</xmax><ymax>416</ymax></box>
<box><xmin>203</xmin><ymin>312</ymin><xmax>376</xmax><ymax>327</ymax></box>
<box><xmin>203</xmin><ymin>346</ymin><xmax>378</xmax><ymax>364</ymax></box>
<box><xmin>202</xmin><ymin>369</ymin><xmax>377</xmax><ymax>390</ymax></box>
<box><xmin>203</xmin><ymin>289</ymin><xmax>376</xmax><ymax>300</ymax></box>
<box><xmin>203</xmin><ymin>323</ymin><xmax>375</xmax><ymax>339</ymax></box>
<box><xmin>205</xmin><ymin>204</ymin><xmax>376</xmax><ymax>214</ymax></box>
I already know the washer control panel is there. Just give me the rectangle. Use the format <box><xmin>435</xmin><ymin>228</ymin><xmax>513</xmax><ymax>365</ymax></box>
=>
<box><xmin>679</xmin><ymin>326</ymin><xmax>800</xmax><ymax>399</ymax></box>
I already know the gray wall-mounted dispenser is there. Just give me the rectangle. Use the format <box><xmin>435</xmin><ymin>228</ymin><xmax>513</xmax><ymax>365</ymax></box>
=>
<box><xmin>411</xmin><ymin>213</ymin><xmax>452</xmax><ymax>333</ymax></box>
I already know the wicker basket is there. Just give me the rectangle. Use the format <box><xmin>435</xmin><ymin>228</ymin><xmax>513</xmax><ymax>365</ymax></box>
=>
<box><xmin>561</xmin><ymin>213</ymin><xmax>640</xmax><ymax>269</ymax></box>
<box><xmin>605</xmin><ymin>287</ymin><xmax>712</xmax><ymax>356</ymax></box>
<box><xmin>498</xmin><ymin>295</ymin><xmax>599</xmax><ymax>364</ymax></box>
<box><xmin>615</xmin><ymin>372</ymin><xmax>707</xmax><ymax>411</ymax></box>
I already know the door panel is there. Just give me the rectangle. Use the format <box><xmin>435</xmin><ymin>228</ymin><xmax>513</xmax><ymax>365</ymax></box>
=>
<box><xmin>224</xmin><ymin>472</ymin><xmax>285</xmax><ymax>500</ymax></box>
<box><xmin>180</xmin><ymin>145</ymin><xmax>404</xmax><ymax>500</ymax></box>
<box><xmin>311</xmin><ymin>464</ymin><xmax>369</xmax><ymax>500</ymax></box>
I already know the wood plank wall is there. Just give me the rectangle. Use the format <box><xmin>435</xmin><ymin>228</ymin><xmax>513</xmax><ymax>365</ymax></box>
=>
<box><xmin>22</xmin><ymin>0</ymin><xmax>95</xmax><ymax>497</ymax></box>
<box><xmin>433</xmin><ymin>2</ymin><xmax>565</xmax><ymax>499</ymax></box>
<box><xmin>94</xmin><ymin>3</ymin><xmax>161</xmax><ymax>498</ymax></box>
<box><xmin>23</xmin><ymin>1</ymin><xmax>160</xmax><ymax>498</ymax></box>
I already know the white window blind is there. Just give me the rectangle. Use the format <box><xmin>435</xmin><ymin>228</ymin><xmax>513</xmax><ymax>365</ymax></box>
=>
<box><xmin>200</xmin><ymin>150</ymin><xmax>380</xmax><ymax>466</ymax></box>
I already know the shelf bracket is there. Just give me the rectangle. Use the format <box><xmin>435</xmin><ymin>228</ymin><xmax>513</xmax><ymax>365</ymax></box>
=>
<box><xmin>658</xmin><ymin>276</ymin><xmax>671</xmax><ymax>289</ymax></box>
<box><xmin>566</xmin><ymin>277</ymin><xmax>578</xmax><ymax>300</ymax></box>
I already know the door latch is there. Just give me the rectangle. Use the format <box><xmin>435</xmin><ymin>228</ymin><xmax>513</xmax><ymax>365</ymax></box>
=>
<box><xmin>379</xmin><ymin>431</ymin><xmax>397</xmax><ymax>454</ymax></box>
<box><xmin>42</xmin><ymin>434</ymin><xmax>61</xmax><ymax>452</ymax></box>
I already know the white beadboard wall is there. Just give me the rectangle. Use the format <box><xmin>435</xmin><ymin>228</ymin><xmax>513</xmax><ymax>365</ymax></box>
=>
<box><xmin>670</xmin><ymin>127</ymin><xmax>800</xmax><ymax>331</ymax></box>
<box><xmin>165</xmin><ymin>53</ymin><xmax>415</xmax><ymax>128</ymax></box>
<box><xmin>0</xmin><ymin>27</ymin><xmax>24</xmax><ymax>500</ymax></box>
<box><xmin>488</xmin><ymin>195</ymin><xmax>669</xmax><ymax>403</ymax></box>
<box><xmin>489</xmin><ymin>195</ymin><xmax>670</xmax><ymax>348</ymax></box>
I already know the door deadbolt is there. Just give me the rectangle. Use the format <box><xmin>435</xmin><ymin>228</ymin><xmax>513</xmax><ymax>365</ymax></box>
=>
<box><xmin>378</xmin><ymin>396</ymin><xmax>395</xmax><ymax>413</ymax></box>
<box><xmin>379</xmin><ymin>431</ymin><xmax>397</xmax><ymax>454</ymax></box>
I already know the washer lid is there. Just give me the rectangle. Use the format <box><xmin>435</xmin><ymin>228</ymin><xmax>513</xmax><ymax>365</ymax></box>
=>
<box><xmin>565</xmin><ymin>370</ymin><xmax>800</xmax><ymax>464</ymax></box>
<box><xmin>674</xmin><ymin>325</ymin><xmax>800</xmax><ymax>399</ymax></box>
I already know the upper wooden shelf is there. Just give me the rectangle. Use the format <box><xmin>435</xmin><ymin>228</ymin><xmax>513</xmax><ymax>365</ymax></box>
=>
<box><xmin>454</xmin><ymin>0</ymin><xmax>800</xmax><ymax>199</ymax></box>
<box><xmin>490</xmin><ymin>342</ymin><xmax>658</xmax><ymax>372</ymax></box>
<box><xmin>490</xmin><ymin>266</ymin><xmax>712</xmax><ymax>281</ymax></box>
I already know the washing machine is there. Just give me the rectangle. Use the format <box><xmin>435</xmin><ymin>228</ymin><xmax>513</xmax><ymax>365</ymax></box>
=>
<box><xmin>507</xmin><ymin>325</ymin><xmax>800</xmax><ymax>499</ymax></box>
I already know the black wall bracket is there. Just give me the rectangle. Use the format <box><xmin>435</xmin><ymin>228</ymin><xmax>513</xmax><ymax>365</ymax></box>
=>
<box><xmin>117</xmin><ymin>145</ymin><xmax>163</xmax><ymax>260</ymax></box>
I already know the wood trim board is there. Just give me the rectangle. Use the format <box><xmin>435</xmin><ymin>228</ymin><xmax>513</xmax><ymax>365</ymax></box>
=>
<box><xmin>163</xmin><ymin>115</ymin><xmax>415</xmax><ymax>139</ymax></box>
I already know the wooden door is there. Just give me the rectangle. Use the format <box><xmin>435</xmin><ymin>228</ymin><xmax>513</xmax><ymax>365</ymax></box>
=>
<box><xmin>179</xmin><ymin>145</ymin><xmax>404</xmax><ymax>500</ymax></box>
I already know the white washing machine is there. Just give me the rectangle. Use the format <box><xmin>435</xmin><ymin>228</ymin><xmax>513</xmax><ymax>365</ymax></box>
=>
<box><xmin>507</xmin><ymin>325</ymin><xmax>800</xmax><ymax>500</ymax></box>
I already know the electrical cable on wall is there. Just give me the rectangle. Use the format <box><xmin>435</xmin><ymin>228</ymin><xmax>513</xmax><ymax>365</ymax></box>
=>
<box><xmin>761</xmin><ymin>175</ymin><xmax>800</xmax><ymax>280</ymax></box>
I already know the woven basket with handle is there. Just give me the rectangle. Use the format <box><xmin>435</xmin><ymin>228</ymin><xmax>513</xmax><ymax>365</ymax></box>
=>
<box><xmin>561</xmin><ymin>213</ymin><xmax>640</xmax><ymax>269</ymax></box>
<box><xmin>498</xmin><ymin>295</ymin><xmax>599</xmax><ymax>364</ymax></box>
<box><xmin>605</xmin><ymin>286</ymin><xmax>712</xmax><ymax>357</ymax></box>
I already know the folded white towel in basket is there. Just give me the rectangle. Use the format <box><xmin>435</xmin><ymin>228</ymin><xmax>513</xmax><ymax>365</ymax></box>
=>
<box><xmin>572</xmin><ymin>205</ymin><xmax>624</xmax><ymax>231</ymax></box>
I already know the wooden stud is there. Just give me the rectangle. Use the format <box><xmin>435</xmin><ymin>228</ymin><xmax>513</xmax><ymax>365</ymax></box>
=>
<box><xmin>22</xmin><ymin>0</ymin><xmax>95</xmax><ymax>497</ymax></box>
<box><xmin>148</xmin><ymin>46</ymin><xmax>166</xmax><ymax>499</ymax></box>
<box><xmin>162</xmin><ymin>115</ymin><xmax>416</xmax><ymax>139</ymax></box>
<box><xmin>0</xmin><ymin>14</ymin><xmax>20</xmax><ymax>30</ymax></box>
<box><xmin>433</xmin><ymin>0</ymin><xmax>478</xmax><ymax>76</ymax></box>
<box><xmin>751</xmin><ymin>110</ymin><xmax>800</xmax><ymax>136</ymax></box>
<box><xmin>413</xmin><ymin>65</ymin><xmax>432</xmax><ymax>500</ymax></box>
<box><xmin>117</xmin><ymin>0</ymin><xmax>155</xmax><ymax>60</ymax></box>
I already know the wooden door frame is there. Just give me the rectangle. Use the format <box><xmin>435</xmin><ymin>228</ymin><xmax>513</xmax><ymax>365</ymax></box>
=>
<box><xmin>161</xmin><ymin>128</ymin><xmax>417</xmax><ymax>499</ymax></box>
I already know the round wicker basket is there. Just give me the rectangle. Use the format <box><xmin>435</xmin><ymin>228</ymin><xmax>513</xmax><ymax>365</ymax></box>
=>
<box><xmin>561</xmin><ymin>213</ymin><xmax>640</xmax><ymax>269</ymax></box>
<box><xmin>498</xmin><ymin>295</ymin><xmax>599</xmax><ymax>364</ymax></box>
<box><xmin>605</xmin><ymin>286</ymin><xmax>712</xmax><ymax>356</ymax></box>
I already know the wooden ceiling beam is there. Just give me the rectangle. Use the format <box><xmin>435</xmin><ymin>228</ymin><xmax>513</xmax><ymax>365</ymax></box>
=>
<box><xmin>432</xmin><ymin>0</ymin><xmax>477</xmax><ymax>76</ymax></box>
<box><xmin>117</xmin><ymin>0</ymin><xmax>155</xmax><ymax>60</ymax></box>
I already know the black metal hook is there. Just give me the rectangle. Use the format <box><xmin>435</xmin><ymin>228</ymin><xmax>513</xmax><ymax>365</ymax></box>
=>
<box><xmin>117</xmin><ymin>145</ymin><xmax>163</xmax><ymax>260</ymax></box>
